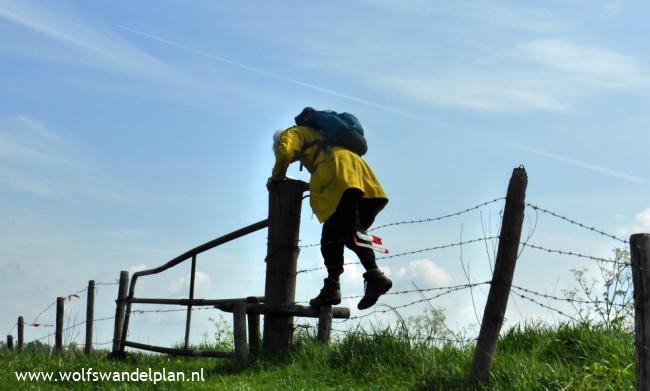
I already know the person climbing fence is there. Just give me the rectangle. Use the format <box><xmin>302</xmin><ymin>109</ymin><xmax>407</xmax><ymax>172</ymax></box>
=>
<box><xmin>269</xmin><ymin>107</ymin><xmax>392</xmax><ymax>310</ymax></box>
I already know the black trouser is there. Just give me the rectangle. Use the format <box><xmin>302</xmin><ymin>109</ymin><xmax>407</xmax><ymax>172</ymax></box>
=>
<box><xmin>321</xmin><ymin>189</ymin><xmax>387</xmax><ymax>280</ymax></box>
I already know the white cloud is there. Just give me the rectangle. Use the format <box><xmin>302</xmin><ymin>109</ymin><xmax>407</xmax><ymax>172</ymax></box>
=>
<box><xmin>0</xmin><ymin>1</ymin><xmax>184</xmax><ymax>82</ymax></box>
<box><xmin>341</xmin><ymin>261</ymin><xmax>364</xmax><ymax>286</ymax></box>
<box><xmin>518</xmin><ymin>39</ymin><xmax>650</xmax><ymax>89</ymax></box>
<box><xmin>278</xmin><ymin>1</ymin><xmax>648</xmax><ymax>114</ymax></box>
<box><xmin>376</xmin><ymin>71</ymin><xmax>568</xmax><ymax>113</ymax></box>
<box><xmin>0</xmin><ymin>166</ymin><xmax>56</xmax><ymax>198</ymax></box>
<box><xmin>0</xmin><ymin>116</ymin><xmax>88</xmax><ymax>170</ymax></box>
<box><xmin>170</xmin><ymin>271</ymin><xmax>212</xmax><ymax>297</ymax></box>
<box><xmin>396</xmin><ymin>259</ymin><xmax>452</xmax><ymax>286</ymax></box>
<box><xmin>0</xmin><ymin>115</ymin><xmax>97</xmax><ymax>197</ymax></box>
<box><xmin>619</xmin><ymin>208</ymin><xmax>650</xmax><ymax>236</ymax></box>
<box><xmin>108</xmin><ymin>14</ymin><xmax>648</xmax><ymax>184</ymax></box>
<box><xmin>373</xmin><ymin>38</ymin><xmax>650</xmax><ymax>114</ymax></box>
<box><xmin>508</xmin><ymin>142</ymin><xmax>647</xmax><ymax>184</ymax></box>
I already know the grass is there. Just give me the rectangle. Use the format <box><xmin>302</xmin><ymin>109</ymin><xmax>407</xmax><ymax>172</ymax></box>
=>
<box><xmin>0</xmin><ymin>323</ymin><xmax>635</xmax><ymax>390</ymax></box>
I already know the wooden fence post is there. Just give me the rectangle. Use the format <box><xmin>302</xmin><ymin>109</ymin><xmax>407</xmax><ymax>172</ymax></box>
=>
<box><xmin>317</xmin><ymin>306</ymin><xmax>333</xmax><ymax>344</ymax></box>
<box><xmin>55</xmin><ymin>297</ymin><xmax>64</xmax><ymax>353</ymax></box>
<box><xmin>85</xmin><ymin>280</ymin><xmax>95</xmax><ymax>355</ymax></box>
<box><xmin>469</xmin><ymin>166</ymin><xmax>527</xmax><ymax>384</ymax></box>
<box><xmin>111</xmin><ymin>271</ymin><xmax>129</xmax><ymax>358</ymax></box>
<box><xmin>233</xmin><ymin>302</ymin><xmax>248</xmax><ymax>366</ymax></box>
<box><xmin>17</xmin><ymin>316</ymin><xmax>23</xmax><ymax>352</ymax></box>
<box><xmin>247</xmin><ymin>296</ymin><xmax>261</xmax><ymax>357</ymax></box>
<box><xmin>631</xmin><ymin>233</ymin><xmax>650</xmax><ymax>391</ymax></box>
<box><xmin>7</xmin><ymin>335</ymin><xmax>14</xmax><ymax>351</ymax></box>
<box><xmin>262</xmin><ymin>179</ymin><xmax>307</xmax><ymax>355</ymax></box>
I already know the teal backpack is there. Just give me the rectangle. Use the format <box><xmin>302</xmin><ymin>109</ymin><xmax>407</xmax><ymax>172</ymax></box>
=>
<box><xmin>294</xmin><ymin>107</ymin><xmax>368</xmax><ymax>156</ymax></box>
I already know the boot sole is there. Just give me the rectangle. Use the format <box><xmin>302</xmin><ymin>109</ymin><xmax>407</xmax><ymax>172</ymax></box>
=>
<box><xmin>309</xmin><ymin>298</ymin><xmax>341</xmax><ymax>307</ymax></box>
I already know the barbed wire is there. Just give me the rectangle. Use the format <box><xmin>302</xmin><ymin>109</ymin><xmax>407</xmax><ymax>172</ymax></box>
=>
<box><xmin>521</xmin><ymin>243</ymin><xmax>629</xmax><ymax>266</ymax></box>
<box><xmin>32</xmin><ymin>332</ymin><xmax>56</xmax><ymax>343</ymax></box>
<box><xmin>31</xmin><ymin>301</ymin><xmax>57</xmax><ymax>326</ymax></box>
<box><xmin>3</xmin><ymin>199</ymin><xmax>637</xmax><ymax>350</ymax></box>
<box><xmin>369</xmin><ymin>197</ymin><xmax>505</xmax><ymax>232</ymax></box>
<box><xmin>298</xmin><ymin>198</ymin><xmax>505</xmax><ymax>249</ymax></box>
<box><xmin>510</xmin><ymin>290</ymin><xmax>579</xmax><ymax>322</ymax></box>
<box><xmin>294</xmin><ymin>281</ymin><xmax>491</xmax><ymax>304</ymax></box>
<box><xmin>131</xmin><ymin>306</ymin><xmax>214</xmax><ymax>316</ymax></box>
<box><xmin>91</xmin><ymin>341</ymin><xmax>114</xmax><ymax>347</ymax></box>
<box><xmin>525</xmin><ymin>202</ymin><xmax>628</xmax><ymax>244</ymax></box>
<box><xmin>25</xmin><ymin>315</ymin><xmax>117</xmax><ymax>346</ymax></box>
<box><xmin>6</xmin><ymin>324</ymin><xmax>17</xmax><ymax>336</ymax></box>
<box><xmin>93</xmin><ymin>315</ymin><xmax>117</xmax><ymax>323</ymax></box>
<box><xmin>5</xmin><ymin>283</ymin><xmax>118</xmax><ymax>338</ymax></box>
<box><xmin>25</xmin><ymin>322</ymin><xmax>54</xmax><ymax>328</ymax></box>
<box><xmin>510</xmin><ymin>285</ymin><xmax>628</xmax><ymax>308</ymax></box>
<box><xmin>296</xmin><ymin>237</ymin><xmax>498</xmax><ymax>274</ymax></box>
<box><xmin>378</xmin><ymin>236</ymin><xmax>499</xmax><ymax>260</ymax></box>
<box><xmin>27</xmin><ymin>285</ymin><xmax>90</xmax><ymax>328</ymax></box>
<box><xmin>349</xmin><ymin>283</ymin><xmax>487</xmax><ymax>320</ymax></box>
<box><xmin>95</xmin><ymin>281</ymin><xmax>120</xmax><ymax>286</ymax></box>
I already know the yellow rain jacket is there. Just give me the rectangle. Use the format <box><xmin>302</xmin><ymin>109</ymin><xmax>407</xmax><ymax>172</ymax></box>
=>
<box><xmin>272</xmin><ymin>126</ymin><xmax>388</xmax><ymax>223</ymax></box>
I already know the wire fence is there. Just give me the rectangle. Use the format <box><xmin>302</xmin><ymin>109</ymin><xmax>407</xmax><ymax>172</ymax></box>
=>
<box><xmin>290</xmin><ymin>197</ymin><xmax>634</xmax><ymax>346</ymax></box>
<box><xmin>3</xmin><ymin>198</ymin><xmax>636</xmax><ymax>355</ymax></box>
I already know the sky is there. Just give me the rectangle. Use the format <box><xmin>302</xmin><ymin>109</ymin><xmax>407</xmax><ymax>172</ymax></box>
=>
<box><xmin>1</xmin><ymin>0</ymin><xmax>649</xmax><ymax>349</ymax></box>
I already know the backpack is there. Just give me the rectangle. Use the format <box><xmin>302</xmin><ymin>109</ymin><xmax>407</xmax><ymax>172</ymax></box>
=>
<box><xmin>294</xmin><ymin>107</ymin><xmax>368</xmax><ymax>157</ymax></box>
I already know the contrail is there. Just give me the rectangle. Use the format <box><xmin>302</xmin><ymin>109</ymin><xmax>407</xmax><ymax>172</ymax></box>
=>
<box><xmin>507</xmin><ymin>142</ymin><xmax>647</xmax><ymax>184</ymax></box>
<box><xmin>117</xmin><ymin>25</ymin><xmax>646</xmax><ymax>185</ymax></box>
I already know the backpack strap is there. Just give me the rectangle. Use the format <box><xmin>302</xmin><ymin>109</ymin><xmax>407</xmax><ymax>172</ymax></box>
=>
<box><xmin>298</xmin><ymin>140</ymin><xmax>326</xmax><ymax>172</ymax></box>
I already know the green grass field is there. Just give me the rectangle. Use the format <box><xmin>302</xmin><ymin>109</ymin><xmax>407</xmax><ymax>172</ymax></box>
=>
<box><xmin>0</xmin><ymin>323</ymin><xmax>635</xmax><ymax>390</ymax></box>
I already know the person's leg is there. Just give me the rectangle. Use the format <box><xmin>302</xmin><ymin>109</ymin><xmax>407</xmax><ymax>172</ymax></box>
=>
<box><xmin>345</xmin><ymin>197</ymin><xmax>388</xmax><ymax>271</ymax></box>
<box><xmin>308</xmin><ymin>220</ymin><xmax>343</xmax><ymax>306</ymax></box>
<box><xmin>358</xmin><ymin>198</ymin><xmax>388</xmax><ymax>231</ymax></box>
<box><xmin>345</xmin><ymin>239</ymin><xmax>378</xmax><ymax>271</ymax></box>
<box><xmin>310</xmin><ymin>190</ymin><xmax>359</xmax><ymax>306</ymax></box>
<box><xmin>352</xmin><ymin>197</ymin><xmax>391</xmax><ymax>310</ymax></box>
<box><xmin>321</xmin><ymin>217</ymin><xmax>345</xmax><ymax>281</ymax></box>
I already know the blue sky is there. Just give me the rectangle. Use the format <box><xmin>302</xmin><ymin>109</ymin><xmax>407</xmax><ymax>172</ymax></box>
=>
<box><xmin>1</xmin><ymin>0</ymin><xmax>648</xmax><ymax>348</ymax></box>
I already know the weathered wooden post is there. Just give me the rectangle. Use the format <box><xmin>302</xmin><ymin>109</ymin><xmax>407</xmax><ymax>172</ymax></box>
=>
<box><xmin>111</xmin><ymin>271</ymin><xmax>129</xmax><ymax>358</ymax></box>
<box><xmin>469</xmin><ymin>166</ymin><xmax>527</xmax><ymax>384</ymax></box>
<box><xmin>85</xmin><ymin>280</ymin><xmax>95</xmax><ymax>355</ymax></box>
<box><xmin>317</xmin><ymin>306</ymin><xmax>333</xmax><ymax>344</ymax></box>
<box><xmin>55</xmin><ymin>297</ymin><xmax>64</xmax><ymax>353</ymax></box>
<box><xmin>6</xmin><ymin>335</ymin><xmax>13</xmax><ymax>351</ymax></box>
<box><xmin>233</xmin><ymin>302</ymin><xmax>248</xmax><ymax>365</ymax></box>
<box><xmin>17</xmin><ymin>316</ymin><xmax>24</xmax><ymax>352</ymax></box>
<box><xmin>263</xmin><ymin>179</ymin><xmax>307</xmax><ymax>355</ymax></box>
<box><xmin>247</xmin><ymin>297</ymin><xmax>261</xmax><ymax>356</ymax></box>
<box><xmin>631</xmin><ymin>233</ymin><xmax>650</xmax><ymax>391</ymax></box>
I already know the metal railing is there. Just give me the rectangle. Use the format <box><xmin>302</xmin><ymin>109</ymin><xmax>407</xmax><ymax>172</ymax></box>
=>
<box><xmin>117</xmin><ymin>219</ymin><xmax>269</xmax><ymax>358</ymax></box>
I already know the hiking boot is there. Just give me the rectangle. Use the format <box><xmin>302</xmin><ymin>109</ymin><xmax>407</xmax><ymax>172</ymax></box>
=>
<box><xmin>357</xmin><ymin>269</ymin><xmax>392</xmax><ymax>310</ymax></box>
<box><xmin>309</xmin><ymin>278</ymin><xmax>341</xmax><ymax>307</ymax></box>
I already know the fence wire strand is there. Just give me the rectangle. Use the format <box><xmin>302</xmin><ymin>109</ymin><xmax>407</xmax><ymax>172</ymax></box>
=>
<box><xmin>522</xmin><ymin>242</ymin><xmax>629</xmax><ymax>266</ymax></box>
<box><xmin>298</xmin><ymin>198</ymin><xmax>505</xmax><ymax>249</ymax></box>
<box><xmin>370</xmin><ymin>197</ymin><xmax>505</xmax><ymax>232</ymax></box>
<box><xmin>5</xmin><ymin>198</ymin><xmax>640</xmax><ymax>353</ymax></box>
<box><xmin>297</xmin><ymin>237</ymin><xmax>499</xmax><ymax>274</ymax></box>
<box><xmin>510</xmin><ymin>290</ymin><xmax>579</xmax><ymax>322</ymax></box>
<box><xmin>349</xmin><ymin>283</ymin><xmax>488</xmax><ymax>320</ymax></box>
<box><xmin>510</xmin><ymin>285</ymin><xmax>628</xmax><ymax>308</ymax></box>
<box><xmin>525</xmin><ymin>202</ymin><xmax>628</xmax><ymax>244</ymax></box>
